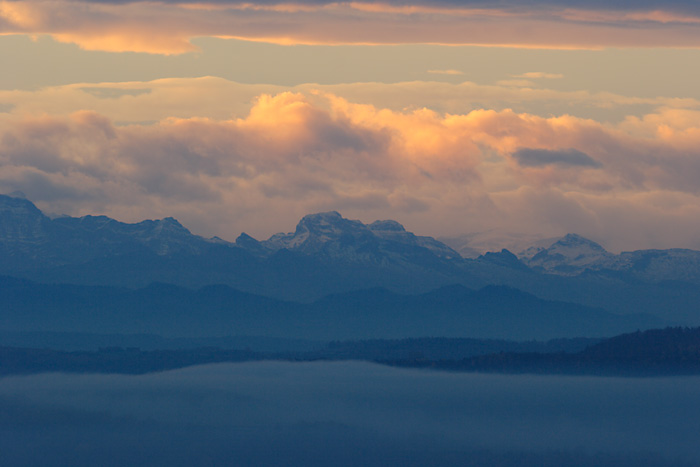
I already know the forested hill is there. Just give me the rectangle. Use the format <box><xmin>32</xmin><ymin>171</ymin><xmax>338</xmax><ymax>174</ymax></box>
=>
<box><xmin>392</xmin><ymin>327</ymin><xmax>700</xmax><ymax>376</ymax></box>
<box><xmin>2</xmin><ymin>327</ymin><xmax>700</xmax><ymax>377</ymax></box>
<box><xmin>580</xmin><ymin>327</ymin><xmax>700</xmax><ymax>362</ymax></box>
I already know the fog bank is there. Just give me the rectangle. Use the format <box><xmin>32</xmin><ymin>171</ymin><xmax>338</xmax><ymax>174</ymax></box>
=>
<box><xmin>1</xmin><ymin>361</ymin><xmax>698</xmax><ymax>466</ymax></box>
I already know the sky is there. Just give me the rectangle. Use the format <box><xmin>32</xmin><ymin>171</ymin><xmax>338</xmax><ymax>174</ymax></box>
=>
<box><xmin>3</xmin><ymin>1</ymin><xmax>700</xmax><ymax>251</ymax></box>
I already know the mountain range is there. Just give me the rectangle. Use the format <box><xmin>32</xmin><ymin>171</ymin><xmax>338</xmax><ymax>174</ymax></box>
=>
<box><xmin>0</xmin><ymin>276</ymin><xmax>662</xmax><ymax>341</ymax></box>
<box><xmin>1</xmin><ymin>193</ymin><xmax>699</xmax><ymax>328</ymax></box>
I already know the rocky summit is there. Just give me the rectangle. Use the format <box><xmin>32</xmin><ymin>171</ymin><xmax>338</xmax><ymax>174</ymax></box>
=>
<box><xmin>237</xmin><ymin>211</ymin><xmax>462</xmax><ymax>263</ymax></box>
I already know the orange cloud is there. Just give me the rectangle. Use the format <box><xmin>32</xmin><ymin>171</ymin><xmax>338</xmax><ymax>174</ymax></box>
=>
<box><xmin>2</xmin><ymin>91</ymin><xmax>700</xmax><ymax>249</ymax></box>
<box><xmin>4</xmin><ymin>77</ymin><xmax>697</xmax><ymax>130</ymax></box>
<box><xmin>513</xmin><ymin>72</ymin><xmax>564</xmax><ymax>79</ymax></box>
<box><xmin>51</xmin><ymin>32</ymin><xmax>198</xmax><ymax>54</ymax></box>
<box><xmin>427</xmin><ymin>70</ymin><xmax>464</xmax><ymax>76</ymax></box>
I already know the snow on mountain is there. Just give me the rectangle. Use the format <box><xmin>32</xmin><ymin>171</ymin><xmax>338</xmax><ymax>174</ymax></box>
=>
<box><xmin>524</xmin><ymin>233</ymin><xmax>613</xmax><ymax>273</ymax></box>
<box><xmin>52</xmin><ymin>214</ymin><xmax>211</xmax><ymax>256</ymax></box>
<box><xmin>607</xmin><ymin>248</ymin><xmax>700</xmax><ymax>283</ymax></box>
<box><xmin>0</xmin><ymin>193</ymin><xmax>225</xmax><ymax>264</ymax></box>
<box><xmin>506</xmin><ymin>232</ymin><xmax>700</xmax><ymax>282</ymax></box>
<box><xmin>517</xmin><ymin>237</ymin><xmax>566</xmax><ymax>261</ymax></box>
<box><xmin>5</xmin><ymin>193</ymin><xmax>700</xmax><ymax>289</ymax></box>
<box><xmin>369</xmin><ymin>219</ymin><xmax>462</xmax><ymax>260</ymax></box>
<box><xmin>439</xmin><ymin>231</ymin><xmax>559</xmax><ymax>259</ymax></box>
<box><xmin>0</xmin><ymin>194</ymin><xmax>53</xmax><ymax>242</ymax></box>
<box><xmin>242</xmin><ymin>211</ymin><xmax>462</xmax><ymax>263</ymax></box>
<box><xmin>262</xmin><ymin>211</ymin><xmax>370</xmax><ymax>253</ymax></box>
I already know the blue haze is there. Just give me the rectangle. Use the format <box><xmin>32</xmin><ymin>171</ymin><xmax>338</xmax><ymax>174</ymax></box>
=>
<box><xmin>1</xmin><ymin>361</ymin><xmax>698</xmax><ymax>466</ymax></box>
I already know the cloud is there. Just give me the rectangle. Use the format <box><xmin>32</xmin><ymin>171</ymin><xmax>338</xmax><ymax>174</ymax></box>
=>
<box><xmin>4</xmin><ymin>77</ymin><xmax>693</xmax><ymax>125</ymax></box>
<box><xmin>513</xmin><ymin>72</ymin><xmax>564</xmax><ymax>79</ymax></box>
<box><xmin>3</xmin><ymin>89</ymin><xmax>700</xmax><ymax>250</ymax></box>
<box><xmin>513</xmin><ymin>147</ymin><xmax>602</xmax><ymax>168</ymax></box>
<box><xmin>3</xmin><ymin>1</ymin><xmax>700</xmax><ymax>53</ymax></box>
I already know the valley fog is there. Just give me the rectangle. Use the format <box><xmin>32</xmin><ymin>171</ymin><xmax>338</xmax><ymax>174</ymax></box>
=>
<box><xmin>1</xmin><ymin>361</ymin><xmax>699</xmax><ymax>466</ymax></box>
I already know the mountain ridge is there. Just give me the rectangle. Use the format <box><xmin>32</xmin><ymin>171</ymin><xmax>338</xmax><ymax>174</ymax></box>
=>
<box><xmin>2</xmin><ymin>194</ymin><xmax>700</xmax><ymax>323</ymax></box>
<box><xmin>0</xmin><ymin>275</ymin><xmax>665</xmax><ymax>341</ymax></box>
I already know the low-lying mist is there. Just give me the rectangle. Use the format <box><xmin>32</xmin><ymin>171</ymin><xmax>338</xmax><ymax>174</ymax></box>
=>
<box><xmin>1</xmin><ymin>361</ymin><xmax>698</xmax><ymax>466</ymax></box>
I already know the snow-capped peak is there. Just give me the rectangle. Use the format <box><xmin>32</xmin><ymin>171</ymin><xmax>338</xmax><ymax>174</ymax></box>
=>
<box><xmin>254</xmin><ymin>211</ymin><xmax>460</xmax><ymax>262</ymax></box>
<box><xmin>524</xmin><ymin>233</ymin><xmax>612</xmax><ymax>272</ymax></box>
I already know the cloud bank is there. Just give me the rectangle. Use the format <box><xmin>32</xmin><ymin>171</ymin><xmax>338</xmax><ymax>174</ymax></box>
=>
<box><xmin>2</xmin><ymin>86</ymin><xmax>700</xmax><ymax>250</ymax></box>
<box><xmin>3</xmin><ymin>0</ymin><xmax>700</xmax><ymax>53</ymax></box>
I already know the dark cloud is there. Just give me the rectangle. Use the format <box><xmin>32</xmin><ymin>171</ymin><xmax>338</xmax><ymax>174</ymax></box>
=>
<box><xmin>513</xmin><ymin>148</ymin><xmax>602</xmax><ymax>168</ymax></box>
<box><xmin>78</xmin><ymin>0</ymin><xmax>700</xmax><ymax>12</ymax></box>
<box><xmin>0</xmin><ymin>168</ymin><xmax>100</xmax><ymax>202</ymax></box>
<box><xmin>6</xmin><ymin>0</ymin><xmax>700</xmax><ymax>54</ymax></box>
<box><xmin>1</xmin><ymin>362</ymin><xmax>699</xmax><ymax>466</ymax></box>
